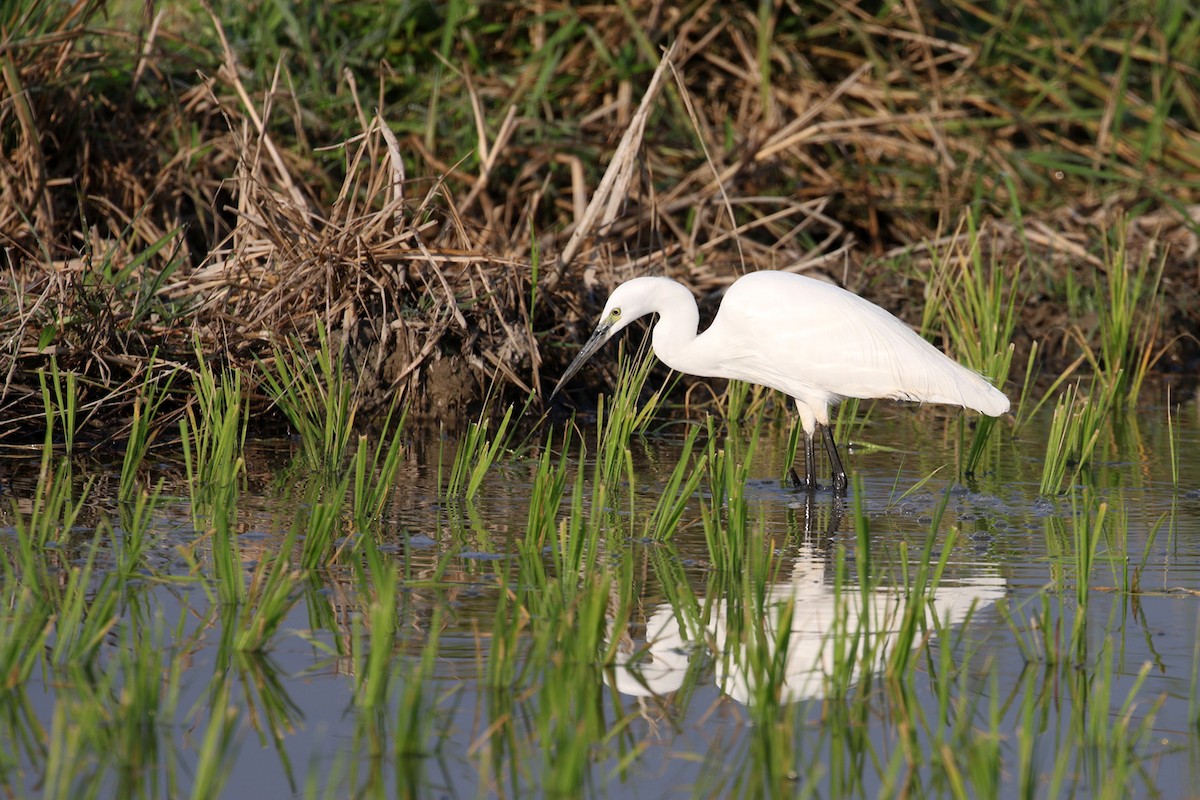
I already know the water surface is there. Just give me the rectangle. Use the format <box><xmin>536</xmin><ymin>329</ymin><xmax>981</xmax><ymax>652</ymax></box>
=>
<box><xmin>2</xmin><ymin>392</ymin><xmax>1199</xmax><ymax>798</ymax></box>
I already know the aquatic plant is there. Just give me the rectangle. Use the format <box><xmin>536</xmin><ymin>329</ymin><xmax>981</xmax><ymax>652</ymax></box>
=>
<box><xmin>642</xmin><ymin>423</ymin><xmax>707</xmax><ymax>541</ymax></box>
<box><xmin>118</xmin><ymin>359</ymin><xmax>179</xmax><ymax>503</ymax></box>
<box><xmin>523</xmin><ymin>427</ymin><xmax>574</xmax><ymax>551</ymax></box>
<box><xmin>444</xmin><ymin>404</ymin><xmax>515</xmax><ymax>502</ymax></box>
<box><xmin>232</xmin><ymin>539</ymin><xmax>303</xmax><ymax>654</ymax></box>
<box><xmin>1069</xmin><ymin>490</ymin><xmax>1107</xmax><ymax>661</ymax></box>
<box><xmin>700</xmin><ymin>417</ymin><xmax>756</xmax><ymax>566</ymax></box>
<box><xmin>180</xmin><ymin>360</ymin><xmax>248</xmax><ymax>605</ymax></box>
<box><xmin>1089</xmin><ymin>227</ymin><xmax>1166</xmax><ymax>410</ymax></box>
<box><xmin>258</xmin><ymin>322</ymin><xmax>359</xmax><ymax>471</ymax></box>
<box><xmin>37</xmin><ymin>360</ymin><xmax>79</xmax><ymax>457</ymax></box>
<box><xmin>298</xmin><ymin>469</ymin><xmax>352</xmax><ymax>570</ymax></box>
<box><xmin>351</xmin><ymin>404</ymin><xmax>408</xmax><ymax>531</ymax></box>
<box><xmin>112</xmin><ymin>483</ymin><xmax>162</xmax><ymax>582</ymax></box>
<box><xmin>923</xmin><ymin>213</ymin><xmax>1019</xmax><ymax>383</ymax></box>
<box><xmin>1167</xmin><ymin>394</ymin><xmax>1182</xmax><ymax>489</ymax></box>
<box><xmin>1039</xmin><ymin>380</ymin><xmax>1113</xmax><ymax>496</ymax></box>
<box><xmin>922</xmin><ymin>213</ymin><xmax>1018</xmax><ymax>481</ymax></box>
<box><xmin>1011</xmin><ymin>342</ymin><xmax>1085</xmax><ymax>433</ymax></box>
<box><xmin>10</xmin><ymin>452</ymin><xmax>88</xmax><ymax>553</ymax></box>
<box><xmin>353</xmin><ymin>536</ymin><xmax>400</xmax><ymax>710</ymax></box>
<box><xmin>593</xmin><ymin>344</ymin><xmax>664</xmax><ymax>490</ymax></box>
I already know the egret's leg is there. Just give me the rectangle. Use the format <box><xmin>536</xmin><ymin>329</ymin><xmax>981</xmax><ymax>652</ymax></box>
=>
<box><xmin>806</xmin><ymin>432</ymin><xmax>817</xmax><ymax>488</ymax></box>
<box><xmin>788</xmin><ymin>431</ymin><xmax>818</xmax><ymax>489</ymax></box>
<box><xmin>820</xmin><ymin>424</ymin><xmax>848</xmax><ymax>493</ymax></box>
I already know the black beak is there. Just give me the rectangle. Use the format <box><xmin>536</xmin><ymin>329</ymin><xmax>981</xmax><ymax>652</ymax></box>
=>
<box><xmin>549</xmin><ymin>322</ymin><xmax>612</xmax><ymax>400</ymax></box>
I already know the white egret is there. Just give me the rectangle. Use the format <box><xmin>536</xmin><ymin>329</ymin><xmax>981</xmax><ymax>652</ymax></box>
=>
<box><xmin>550</xmin><ymin>271</ymin><xmax>1009</xmax><ymax>492</ymax></box>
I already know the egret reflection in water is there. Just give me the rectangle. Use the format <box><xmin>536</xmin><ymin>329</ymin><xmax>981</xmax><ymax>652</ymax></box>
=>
<box><xmin>611</xmin><ymin>544</ymin><xmax>1006</xmax><ymax>705</ymax></box>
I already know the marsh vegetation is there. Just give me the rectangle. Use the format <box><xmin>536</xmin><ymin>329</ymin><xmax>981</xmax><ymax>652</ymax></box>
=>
<box><xmin>2</xmin><ymin>0</ymin><xmax>1200</xmax><ymax>797</ymax></box>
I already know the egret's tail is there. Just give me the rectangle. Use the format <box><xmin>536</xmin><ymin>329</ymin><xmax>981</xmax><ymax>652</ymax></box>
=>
<box><xmin>940</xmin><ymin>365</ymin><xmax>1010</xmax><ymax>416</ymax></box>
<box><xmin>970</xmin><ymin>383</ymin><xmax>1010</xmax><ymax>416</ymax></box>
<box><xmin>894</xmin><ymin>357</ymin><xmax>1010</xmax><ymax>416</ymax></box>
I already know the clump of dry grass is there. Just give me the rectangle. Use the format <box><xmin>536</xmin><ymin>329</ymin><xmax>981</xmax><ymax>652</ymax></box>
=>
<box><xmin>2</xmin><ymin>0</ymin><xmax>1199</xmax><ymax>446</ymax></box>
<box><xmin>1</xmin><ymin>3</ymin><xmax>550</xmax><ymax>443</ymax></box>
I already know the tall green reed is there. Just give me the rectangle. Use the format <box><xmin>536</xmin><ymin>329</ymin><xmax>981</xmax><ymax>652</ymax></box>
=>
<box><xmin>352</xmin><ymin>536</ymin><xmax>400</xmax><ymax>711</ymax></box>
<box><xmin>297</xmin><ymin>468</ymin><xmax>353</xmax><ymax>570</ymax></box>
<box><xmin>38</xmin><ymin>358</ymin><xmax>79</xmax><ymax>456</ymax></box>
<box><xmin>1088</xmin><ymin>227</ymin><xmax>1165</xmax><ymax>409</ymax></box>
<box><xmin>180</xmin><ymin>359</ymin><xmax>247</xmax><ymax>528</ymax></box>
<box><xmin>444</xmin><ymin>404</ymin><xmax>514</xmax><ymax>501</ymax></box>
<box><xmin>700</xmin><ymin>416</ymin><xmax>756</xmax><ymax>568</ymax></box>
<box><xmin>502</xmin><ymin>453</ymin><xmax>631</xmax><ymax>797</ymax></box>
<box><xmin>1011</xmin><ymin>343</ymin><xmax>1086</xmax><ymax>432</ymax></box>
<box><xmin>641</xmin><ymin>421</ymin><xmax>706</xmax><ymax>541</ymax></box>
<box><xmin>17</xmin><ymin>363</ymin><xmax>91</xmax><ymax>567</ymax></box>
<box><xmin>887</xmin><ymin>497</ymin><xmax>956</xmax><ymax>684</ymax></box>
<box><xmin>113</xmin><ymin>483</ymin><xmax>162</xmax><ymax>582</ymax></box>
<box><xmin>258</xmin><ymin>321</ymin><xmax>358</xmax><ymax>470</ymax></box>
<box><xmin>231</xmin><ymin>539</ymin><xmax>303</xmax><ymax>654</ymax></box>
<box><xmin>1167</xmin><ymin>393</ymin><xmax>1181</xmax><ymax>489</ymax></box>
<box><xmin>1067</xmin><ymin>488</ymin><xmax>1108</xmax><ymax>664</ymax></box>
<box><xmin>45</xmin><ymin>543</ymin><xmax>119</xmax><ymax>668</ymax></box>
<box><xmin>523</xmin><ymin>426</ymin><xmax>575</xmax><ymax>552</ymax></box>
<box><xmin>119</xmin><ymin>359</ymin><xmax>179</xmax><ymax>503</ymax></box>
<box><xmin>593</xmin><ymin>345</ymin><xmax>663</xmax><ymax>490</ymax></box>
<box><xmin>1039</xmin><ymin>380</ymin><xmax>1113</xmax><ymax>496</ymax></box>
<box><xmin>922</xmin><ymin>213</ymin><xmax>1018</xmax><ymax>479</ymax></box>
<box><xmin>922</xmin><ymin>214</ymin><xmax>1019</xmax><ymax>385</ymax></box>
<box><xmin>180</xmin><ymin>359</ymin><xmax>248</xmax><ymax>605</ymax></box>
<box><xmin>351</xmin><ymin>404</ymin><xmax>408</xmax><ymax>531</ymax></box>
<box><xmin>11</xmin><ymin>451</ymin><xmax>89</xmax><ymax>553</ymax></box>
<box><xmin>537</xmin><ymin>345</ymin><xmax>666</xmax><ymax>554</ymax></box>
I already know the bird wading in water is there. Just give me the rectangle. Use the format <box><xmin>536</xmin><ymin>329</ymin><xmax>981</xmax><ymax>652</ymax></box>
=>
<box><xmin>550</xmin><ymin>271</ymin><xmax>1009</xmax><ymax>493</ymax></box>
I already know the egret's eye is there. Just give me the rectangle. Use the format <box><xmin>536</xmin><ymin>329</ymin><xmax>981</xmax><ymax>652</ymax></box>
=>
<box><xmin>611</xmin><ymin>308</ymin><xmax>621</xmax><ymax>319</ymax></box>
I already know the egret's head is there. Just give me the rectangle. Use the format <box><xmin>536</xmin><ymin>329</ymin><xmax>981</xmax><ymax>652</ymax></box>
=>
<box><xmin>549</xmin><ymin>278</ymin><xmax>664</xmax><ymax>399</ymax></box>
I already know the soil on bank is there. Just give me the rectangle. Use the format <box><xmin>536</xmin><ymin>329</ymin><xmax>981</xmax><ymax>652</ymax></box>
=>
<box><xmin>3</xmin><ymin>2</ymin><xmax>1198</xmax><ymax>446</ymax></box>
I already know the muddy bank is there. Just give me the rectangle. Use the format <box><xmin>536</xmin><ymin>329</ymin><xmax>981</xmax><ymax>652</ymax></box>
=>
<box><xmin>3</xmin><ymin>2</ymin><xmax>1198</xmax><ymax>444</ymax></box>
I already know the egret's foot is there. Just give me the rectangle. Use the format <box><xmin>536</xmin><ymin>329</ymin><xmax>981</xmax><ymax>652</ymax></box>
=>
<box><xmin>789</xmin><ymin>468</ymin><xmax>841</xmax><ymax>494</ymax></box>
<box><xmin>788</xmin><ymin>467</ymin><xmax>813</xmax><ymax>490</ymax></box>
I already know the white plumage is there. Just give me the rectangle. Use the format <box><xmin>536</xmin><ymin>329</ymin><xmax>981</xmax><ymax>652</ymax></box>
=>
<box><xmin>552</xmin><ymin>271</ymin><xmax>1009</xmax><ymax>492</ymax></box>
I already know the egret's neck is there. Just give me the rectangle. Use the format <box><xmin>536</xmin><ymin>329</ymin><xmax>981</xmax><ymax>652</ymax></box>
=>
<box><xmin>649</xmin><ymin>283</ymin><xmax>705</xmax><ymax>376</ymax></box>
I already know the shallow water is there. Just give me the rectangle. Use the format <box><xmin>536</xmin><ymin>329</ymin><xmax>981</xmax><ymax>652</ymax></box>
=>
<box><xmin>3</xmin><ymin>389</ymin><xmax>1200</xmax><ymax>798</ymax></box>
